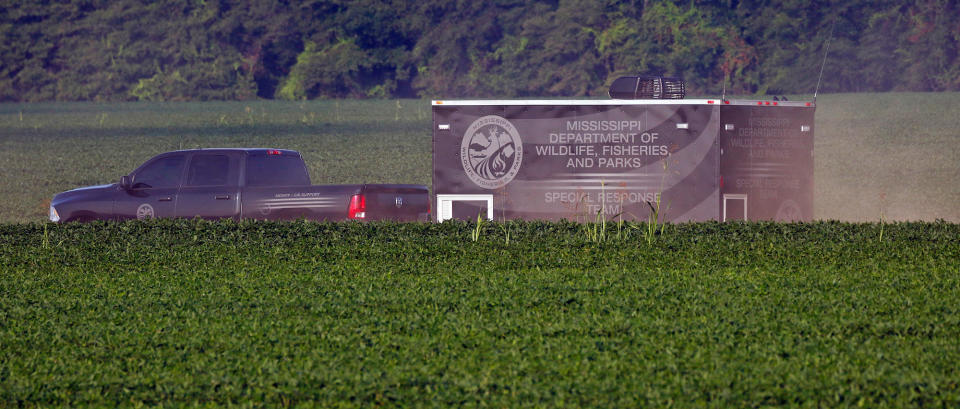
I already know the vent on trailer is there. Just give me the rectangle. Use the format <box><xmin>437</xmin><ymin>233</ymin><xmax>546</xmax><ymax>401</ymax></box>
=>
<box><xmin>609</xmin><ymin>75</ymin><xmax>685</xmax><ymax>99</ymax></box>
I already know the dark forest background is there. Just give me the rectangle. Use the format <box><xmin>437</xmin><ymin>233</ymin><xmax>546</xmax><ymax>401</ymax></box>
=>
<box><xmin>2</xmin><ymin>0</ymin><xmax>958</xmax><ymax>102</ymax></box>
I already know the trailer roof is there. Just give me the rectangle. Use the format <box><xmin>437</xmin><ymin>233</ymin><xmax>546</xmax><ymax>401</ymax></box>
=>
<box><xmin>432</xmin><ymin>99</ymin><xmax>814</xmax><ymax>108</ymax></box>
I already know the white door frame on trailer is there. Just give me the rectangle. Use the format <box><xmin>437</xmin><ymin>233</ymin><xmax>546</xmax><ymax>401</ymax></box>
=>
<box><xmin>436</xmin><ymin>194</ymin><xmax>494</xmax><ymax>222</ymax></box>
<box><xmin>723</xmin><ymin>194</ymin><xmax>748</xmax><ymax>221</ymax></box>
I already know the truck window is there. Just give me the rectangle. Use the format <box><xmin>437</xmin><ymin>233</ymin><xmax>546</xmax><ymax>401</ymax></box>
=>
<box><xmin>185</xmin><ymin>154</ymin><xmax>231</xmax><ymax>186</ymax></box>
<box><xmin>245</xmin><ymin>154</ymin><xmax>311</xmax><ymax>186</ymax></box>
<box><xmin>133</xmin><ymin>155</ymin><xmax>185</xmax><ymax>188</ymax></box>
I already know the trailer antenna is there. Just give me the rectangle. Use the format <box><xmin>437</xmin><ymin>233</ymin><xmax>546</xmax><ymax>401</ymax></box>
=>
<box><xmin>814</xmin><ymin>18</ymin><xmax>837</xmax><ymax>103</ymax></box>
<box><xmin>721</xmin><ymin>74</ymin><xmax>727</xmax><ymax>102</ymax></box>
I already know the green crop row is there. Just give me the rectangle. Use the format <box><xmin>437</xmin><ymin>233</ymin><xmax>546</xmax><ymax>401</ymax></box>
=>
<box><xmin>2</xmin><ymin>220</ymin><xmax>958</xmax><ymax>407</ymax></box>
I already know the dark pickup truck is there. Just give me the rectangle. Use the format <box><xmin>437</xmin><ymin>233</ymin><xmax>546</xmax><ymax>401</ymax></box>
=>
<box><xmin>49</xmin><ymin>148</ymin><xmax>430</xmax><ymax>223</ymax></box>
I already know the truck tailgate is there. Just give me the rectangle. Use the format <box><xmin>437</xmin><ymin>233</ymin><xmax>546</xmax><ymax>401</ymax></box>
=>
<box><xmin>362</xmin><ymin>184</ymin><xmax>430</xmax><ymax>221</ymax></box>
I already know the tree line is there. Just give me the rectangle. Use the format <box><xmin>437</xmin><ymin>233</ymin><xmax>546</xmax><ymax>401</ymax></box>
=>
<box><xmin>2</xmin><ymin>0</ymin><xmax>958</xmax><ymax>102</ymax></box>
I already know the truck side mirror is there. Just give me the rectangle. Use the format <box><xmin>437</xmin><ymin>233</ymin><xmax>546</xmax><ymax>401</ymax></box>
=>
<box><xmin>120</xmin><ymin>175</ymin><xmax>132</xmax><ymax>190</ymax></box>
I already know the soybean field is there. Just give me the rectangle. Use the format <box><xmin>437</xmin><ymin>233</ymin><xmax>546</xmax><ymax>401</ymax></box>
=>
<box><xmin>1</xmin><ymin>220</ymin><xmax>959</xmax><ymax>407</ymax></box>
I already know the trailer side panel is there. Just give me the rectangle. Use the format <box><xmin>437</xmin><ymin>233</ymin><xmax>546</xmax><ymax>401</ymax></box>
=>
<box><xmin>433</xmin><ymin>103</ymin><xmax>721</xmax><ymax>222</ymax></box>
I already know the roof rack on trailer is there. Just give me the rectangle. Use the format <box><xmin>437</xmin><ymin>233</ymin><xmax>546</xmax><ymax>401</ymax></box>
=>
<box><xmin>609</xmin><ymin>75</ymin><xmax>685</xmax><ymax>100</ymax></box>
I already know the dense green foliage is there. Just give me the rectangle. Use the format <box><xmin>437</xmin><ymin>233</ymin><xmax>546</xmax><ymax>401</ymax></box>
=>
<box><xmin>1</xmin><ymin>219</ymin><xmax>958</xmax><ymax>407</ymax></box>
<box><xmin>2</xmin><ymin>93</ymin><xmax>959</xmax><ymax>224</ymax></box>
<box><xmin>2</xmin><ymin>0</ymin><xmax>959</xmax><ymax>102</ymax></box>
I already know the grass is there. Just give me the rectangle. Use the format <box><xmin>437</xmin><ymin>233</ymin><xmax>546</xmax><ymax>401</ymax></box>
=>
<box><xmin>1</xmin><ymin>219</ymin><xmax>958</xmax><ymax>407</ymax></box>
<box><xmin>1</xmin><ymin>93</ymin><xmax>960</xmax><ymax>223</ymax></box>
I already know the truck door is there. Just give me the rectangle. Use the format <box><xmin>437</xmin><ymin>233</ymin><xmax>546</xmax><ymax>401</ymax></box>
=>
<box><xmin>175</xmin><ymin>152</ymin><xmax>241</xmax><ymax>220</ymax></box>
<box><xmin>115</xmin><ymin>153</ymin><xmax>185</xmax><ymax>220</ymax></box>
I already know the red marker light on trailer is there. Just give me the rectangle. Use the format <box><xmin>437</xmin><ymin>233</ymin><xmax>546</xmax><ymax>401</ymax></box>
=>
<box><xmin>773</xmin><ymin>101</ymin><xmax>778</xmax><ymax>106</ymax></box>
<box><xmin>267</xmin><ymin>149</ymin><xmax>281</xmax><ymax>155</ymax></box>
<box><xmin>806</xmin><ymin>102</ymin><xmax>812</xmax><ymax>107</ymax></box>
<box><xmin>757</xmin><ymin>101</ymin><xmax>763</xmax><ymax>105</ymax></box>
<box><xmin>765</xmin><ymin>101</ymin><xmax>771</xmax><ymax>105</ymax></box>
<box><xmin>724</xmin><ymin>100</ymin><xmax>730</xmax><ymax>104</ymax></box>
<box><xmin>348</xmin><ymin>194</ymin><xmax>366</xmax><ymax>219</ymax></box>
<box><xmin>707</xmin><ymin>100</ymin><xmax>715</xmax><ymax>104</ymax></box>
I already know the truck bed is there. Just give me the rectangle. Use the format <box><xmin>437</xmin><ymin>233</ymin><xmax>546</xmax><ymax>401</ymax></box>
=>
<box><xmin>241</xmin><ymin>184</ymin><xmax>429</xmax><ymax>221</ymax></box>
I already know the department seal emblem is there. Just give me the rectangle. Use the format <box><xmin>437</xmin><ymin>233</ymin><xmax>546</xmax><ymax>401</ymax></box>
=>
<box><xmin>136</xmin><ymin>203</ymin><xmax>155</xmax><ymax>220</ymax></box>
<box><xmin>776</xmin><ymin>199</ymin><xmax>803</xmax><ymax>221</ymax></box>
<box><xmin>258</xmin><ymin>202</ymin><xmax>272</xmax><ymax>216</ymax></box>
<box><xmin>460</xmin><ymin>115</ymin><xmax>523</xmax><ymax>189</ymax></box>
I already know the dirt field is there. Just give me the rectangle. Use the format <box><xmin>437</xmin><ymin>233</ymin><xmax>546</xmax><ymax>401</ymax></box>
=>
<box><xmin>814</xmin><ymin>93</ymin><xmax>960</xmax><ymax>221</ymax></box>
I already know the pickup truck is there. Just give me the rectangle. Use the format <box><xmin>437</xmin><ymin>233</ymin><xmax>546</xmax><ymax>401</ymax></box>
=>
<box><xmin>49</xmin><ymin>148</ymin><xmax>430</xmax><ymax>223</ymax></box>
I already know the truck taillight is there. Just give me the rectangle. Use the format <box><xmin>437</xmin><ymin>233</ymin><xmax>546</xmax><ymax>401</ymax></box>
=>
<box><xmin>267</xmin><ymin>149</ymin><xmax>281</xmax><ymax>155</ymax></box>
<box><xmin>348</xmin><ymin>194</ymin><xmax>366</xmax><ymax>219</ymax></box>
